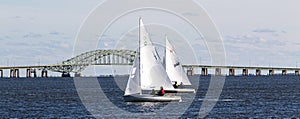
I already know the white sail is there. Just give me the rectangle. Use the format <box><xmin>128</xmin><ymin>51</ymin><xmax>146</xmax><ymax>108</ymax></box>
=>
<box><xmin>165</xmin><ymin>35</ymin><xmax>192</xmax><ymax>85</ymax></box>
<box><xmin>124</xmin><ymin>53</ymin><xmax>141</xmax><ymax>96</ymax></box>
<box><xmin>139</xmin><ymin>18</ymin><xmax>174</xmax><ymax>90</ymax></box>
<box><xmin>123</xmin><ymin>18</ymin><xmax>182</xmax><ymax>102</ymax></box>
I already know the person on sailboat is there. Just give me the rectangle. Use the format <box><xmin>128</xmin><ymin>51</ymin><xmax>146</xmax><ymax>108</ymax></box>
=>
<box><xmin>180</xmin><ymin>82</ymin><xmax>185</xmax><ymax>88</ymax></box>
<box><xmin>173</xmin><ymin>81</ymin><xmax>179</xmax><ymax>88</ymax></box>
<box><xmin>158</xmin><ymin>86</ymin><xmax>165</xmax><ymax>96</ymax></box>
<box><xmin>151</xmin><ymin>89</ymin><xmax>156</xmax><ymax>95</ymax></box>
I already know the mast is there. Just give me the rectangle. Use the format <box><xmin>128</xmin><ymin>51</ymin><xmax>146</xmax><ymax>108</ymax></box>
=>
<box><xmin>138</xmin><ymin>17</ymin><xmax>141</xmax><ymax>95</ymax></box>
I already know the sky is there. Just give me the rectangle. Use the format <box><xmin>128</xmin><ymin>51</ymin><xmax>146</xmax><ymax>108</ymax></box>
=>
<box><xmin>0</xmin><ymin>0</ymin><xmax>300</xmax><ymax>76</ymax></box>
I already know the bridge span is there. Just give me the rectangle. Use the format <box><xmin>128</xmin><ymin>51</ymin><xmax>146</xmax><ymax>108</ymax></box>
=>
<box><xmin>0</xmin><ymin>49</ymin><xmax>299</xmax><ymax>78</ymax></box>
<box><xmin>183</xmin><ymin>65</ymin><xmax>300</xmax><ymax>76</ymax></box>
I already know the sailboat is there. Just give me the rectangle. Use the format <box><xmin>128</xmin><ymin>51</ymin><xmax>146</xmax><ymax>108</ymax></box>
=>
<box><xmin>163</xmin><ymin>35</ymin><xmax>195</xmax><ymax>93</ymax></box>
<box><xmin>123</xmin><ymin>18</ymin><xmax>181</xmax><ymax>102</ymax></box>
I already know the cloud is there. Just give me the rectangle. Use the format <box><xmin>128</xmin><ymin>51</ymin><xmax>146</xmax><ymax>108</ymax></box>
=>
<box><xmin>253</xmin><ymin>28</ymin><xmax>276</xmax><ymax>33</ymax></box>
<box><xmin>23</xmin><ymin>33</ymin><xmax>42</xmax><ymax>38</ymax></box>
<box><xmin>224</xmin><ymin>35</ymin><xmax>266</xmax><ymax>44</ymax></box>
<box><xmin>223</xmin><ymin>33</ymin><xmax>289</xmax><ymax>54</ymax></box>
<box><xmin>252</xmin><ymin>28</ymin><xmax>287</xmax><ymax>37</ymax></box>
<box><xmin>49</xmin><ymin>32</ymin><xmax>59</xmax><ymax>35</ymax></box>
<box><xmin>49</xmin><ymin>31</ymin><xmax>64</xmax><ymax>35</ymax></box>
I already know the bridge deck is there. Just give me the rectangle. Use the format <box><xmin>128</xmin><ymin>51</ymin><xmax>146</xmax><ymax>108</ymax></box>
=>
<box><xmin>182</xmin><ymin>65</ymin><xmax>300</xmax><ymax>70</ymax></box>
<box><xmin>1</xmin><ymin>64</ymin><xmax>299</xmax><ymax>70</ymax></box>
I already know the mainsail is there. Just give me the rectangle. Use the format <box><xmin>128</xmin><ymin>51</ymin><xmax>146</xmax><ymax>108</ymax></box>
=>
<box><xmin>124</xmin><ymin>53</ymin><xmax>141</xmax><ymax>96</ymax></box>
<box><xmin>139</xmin><ymin>18</ymin><xmax>174</xmax><ymax>90</ymax></box>
<box><xmin>123</xmin><ymin>18</ymin><xmax>182</xmax><ymax>102</ymax></box>
<box><xmin>165</xmin><ymin>35</ymin><xmax>192</xmax><ymax>85</ymax></box>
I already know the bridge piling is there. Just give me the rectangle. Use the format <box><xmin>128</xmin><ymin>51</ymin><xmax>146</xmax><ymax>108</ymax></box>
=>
<box><xmin>269</xmin><ymin>69</ymin><xmax>275</xmax><ymax>75</ymax></box>
<box><xmin>107</xmin><ymin>55</ymin><xmax>109</xmax><ymax>64</ymax></box>
<box><xmin>41</xmin><ymin>69</ymin><xmax>48</xmax><ymax>77</ymax></box>
<box><xmin>105</xmin><ymin>56</ymin><xmax>108</xmax><ymax>64</ymax></box>
<box><xmin>33</xmin><ymin>69</ymin><xmax>37</xmax><ymax>77</ymax></box>
<box><xmin>242</xmin><ymin>69</ymin><xmax>249</xmax><ymax>76</ymax></box>
<box><xmin>0</xmin><ymin>70</ymin><xmax>2</xmax><ymax>78</ymax></box>
<box><xmin>0</xmin><ymin>69</ymin><xmax>3</xmax><ymax>78</ymax></box>
<box><xmin>229</xmin><ymin>68</ymin><xmax>235</xmax><ymax>76</ymax></box>
<box><xmin>295</xmin><ymin>70</ymin><xmax>299</xmax><ymax>75</ymax></box>
<box><xmin>116</xmin><ymin>55</ymin><xmax>120</xmax><ymax>64</ymax></box>
<box><xmin>256</xmin><ymin>69</ymin><xmax>261</xmax><ymax>76</ymax></box>
<box><xmin>215</xmin><ymin>68</ymin><xmax>221</xmax><ymax>76</ymax></box>
<box><xmin>10</xmin><ymin>69</ymin><xmax>14</xmax><ymax>78</ymax></box>
<box><xmin>282</xmin><ymin>70</ymin><xmax>287</xmax><ymax>75</ymax></box>
<box><xmin>111</xmin><ymin>55</ymin><xmax>114</xmax><ymax>64</ymax></box>
<box><xmin>201</xmin><ymin>68</ymin><xmax>208</xmax><ymax>76</ymax></box>
<box><xmin>15</xmin><ymin>69</ymin><xmax>19</xmax><ymax>78</ymax></box>
<box><xmin>26</xmin><ymin>69</ymin><xmax>31</xmax><ymax>78</ymax></box>
<box><xmin>99</xmin><ymin>58</ymin><xmax>102</xmax><ymax>64</ymax></box>
<box><xmin>187</xmin><ymin>67</ymin><xmax>194</xmax><ymax>76</ymax></box>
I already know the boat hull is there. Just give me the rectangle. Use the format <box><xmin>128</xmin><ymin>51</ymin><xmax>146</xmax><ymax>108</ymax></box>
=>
<box><xmin>164</xmin><ymin>88</ymin><xmax>195</xmax><ymax>93</ymax></box>
<box><xmin>123</xmin><ymin>94</ymin><xmax>181</xmax><ymax>102</ymax></box>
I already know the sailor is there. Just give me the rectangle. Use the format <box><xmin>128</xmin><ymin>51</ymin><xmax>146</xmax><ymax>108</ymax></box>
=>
<box><xmin>173</xmin><ymin>81</ymin><xmax>179</xmax><ymax>88</ymax></box>
<box><xmin>180</xmin><ymin>82</ymin><xmax>184</xmax><ymax>88</ymax></box>
<box><xmin>151</xmin><ymin>89</ymin><xmax>156</xmax><ymax>95</ymax></box>
<box><xmin>158</xmin><ymin>86</ymin><xmax>165</xmax><ymax>96</ymax></box>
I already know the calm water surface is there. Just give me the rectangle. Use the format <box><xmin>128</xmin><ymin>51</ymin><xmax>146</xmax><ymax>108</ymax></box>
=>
<box><xmin>0</xmin><ymin>75</ymin><xmax>300</xmax><ymax>118</ymax></box>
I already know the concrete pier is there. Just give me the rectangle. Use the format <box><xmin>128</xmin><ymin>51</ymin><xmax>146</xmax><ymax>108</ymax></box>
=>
<box><xmin>295</xmin><ymin>70</ymin><xmax>299</xmax><ymax>75</ymax></box>
<box><xmin>41</xmin><ymin>69</ymin><xmax>48</xmax><ymax>77</ymax></box>
<box><xmin>256</xmin><ymin>69</ymin><xmax>261</xmax><ymax>76</ymax></box>
<box><xmin>9</xmin><ymin>69</ymin><xmax>20</xmax><ymax>78</ymax></box>
<box><xmin>242</xmin><ymin>69</ymin><xmax>249</xmax><ymax>76</ymax></box>
<box><xmin>282</xmin><ymin>70</ymin><xmax>287</xmax><ymax>75</ymax></box>
<box><xmin>215</xmin><ymin>68</ymin><xmax>221</xmax><ymax>76</ymax></box>
<box><xmin>26</xmin><ymin>69</ymin><xmax>30</xmax><ymax>78</ymax></box>
<box><xmin>229</xmin><ymin>68</ymin><xmax>235</xmax><ymax>76</ymax></box>
<box><xmin>201</xmin><ymin>68</ymin><xmax>208</xmax><ymax>76</ymax></box>
<box><xmin>15</xmin><ymin>69</ymin><xmax>20</xmax><ymax>78</ymax></box>
<box><xmin>0</xmin><ymin>69</ymin><xmax>3</xmax><ymax>78</ymax></box>
<box><xmin>26</xmin><ymin>69</ymin><xmax>37</xmax><ymax>78</ymax></box>
<box><xmin>33</xmin><ymin>69</ymin><xmax>37</xmax><ymax>77</ymax></box>
<box><xmin>187</xmin><ymin>67</ymin><xmax>194</xmax><ymax>76</ymax></box>
<box><xmin>10</xmin><ymin>69</ymin><xmax>14</xmax><ymax>78</ymax></box>
<box><xmin>269</xmin><ymin>69</ymin><xmax>275</xmax><ymax>75</ymax></box>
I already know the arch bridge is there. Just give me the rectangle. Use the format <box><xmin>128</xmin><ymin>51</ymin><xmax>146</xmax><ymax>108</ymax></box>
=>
<box><xmin>0</xmin><ymin>49</ymin><xmax>137</xmax><ymax>77</ymax></box>
<box><xmin>53</xmin><ymin>49</ymin><xmax>137</xmax><ymax>73</ymax></box>
<box><xmin>1</xmin><ymin>49</ymin><xmax>300</xmax><ymax>78</ymax></box>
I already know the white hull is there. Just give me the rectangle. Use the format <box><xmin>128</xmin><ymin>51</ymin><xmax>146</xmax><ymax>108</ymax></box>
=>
<box><xmin>123</xmin><ymin>94</ymin><xmax>181</xmax><ymax>102</ymax></box>
<box><xmin>164</xmin><ymin>88</ymin><xmax>196</xmax><ymax>93</ymax></box>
